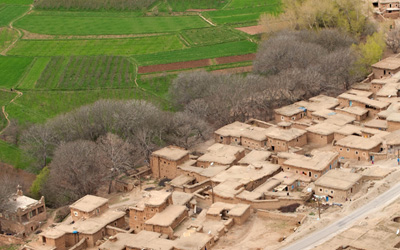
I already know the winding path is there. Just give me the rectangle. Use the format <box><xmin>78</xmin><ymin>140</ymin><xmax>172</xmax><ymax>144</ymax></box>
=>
<box><xmin>0</xmin><ymin>89</ymin><xmax>23</xmax><ymax>135</ymax></box>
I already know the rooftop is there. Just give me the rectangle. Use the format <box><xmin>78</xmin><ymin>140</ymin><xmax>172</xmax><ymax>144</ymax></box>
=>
<box><xmin>335</xmin><ymin>124</ymin><xmax>363</xmax><ymax>136</ymax></box>
<box><xmin>274</xmin><ymin>104</ymin><xmax>306</xmax><ymax>116</ymax></box>
<box><xmin>132</xmin><ymin>191</ymin><xmax>171</xmax><ymax>210</ymax></box>
<box><xmin>283</xmin><ymin>150</ymin><xmax>338</xmax><ymax>171</ymax></box>
<box><xmin>69</xmin><ymin>195</ymin><xmax>108</xmax><ymax>213</ymax></box>
<box><xmin>145</xmin><ymin>205</ymin><xmax>187</xmax><ymax>227</ymax></box>
<box><xmin>338</xmin><ymin>93</ymin><xmax>389</xmax><ymax>109</ymax></box>
<box><xmin>168</xmin><ymin>175</ymin><xmax>195</xmax><ymax>187</ymax></box>
<box><xmin>372</xmin><ymin>57</ymin><xmax>400</xmax><ymax>70</ymax></box>
<box><xmin>385</xmin><ymin>130</ymin><xmax>400</xmax><ymax>145</ymax></box>
<box><xmin>213</xmin><ymin>180</ymin><xmax>243</xmax><ymax>198</ymax></box>
<box><xmin>207</xmin><ymin>202</ymin><xmax>250</xmax><ymax>217</ymax></box>
<box><xmin>174</xmin><ymin>231</ymin><xmax>212</xmax><ymax>250</ymax></box>
<box><xmin>172</xmin><ymin>191</ymin><xmax>194</xmax><ymax>206</ymax></box>
<box><xmin>335</xmin><ymin>106</ymin><xmax>368</xmax><ymax>116</ymax></box>
<box><xmin>197</xmin><ymin>143</ymin><xmax>244</xmax><ymax>165</ymax></box>
<box><xmin>214</xmin><ymin>121</ymin><xmax>250</xmax><ymax>137</ymax></box>
<box><xmin>238</xmin><ymin>150</ymin><xmax>272</xmax><ymax>165</ymax></box>
<box><xmin>264</xmin><ymin>126</ymin><xmax>307</xmax><ymax>141</ymax></box>
<box><xmin>324</xmin><ymin>113</ymin><xmax>356</xmax><ymax>126</ymax></box>
<box><xmin>345</xmin><ymin>89</ymin><xmax>373</xmax><ymax>98</ymax></box>
<box><xmin>387</xmin><ymin>112</ymin><xmax>400</xmax><ymax>122</ymax></box>
<box><xmin>211</xmin><ymin>164</ymin><xmax>281</xmax><ymax>185</ymax></box>
<box><xmin>100</xmin><ymin>231</ymin><xmax>175</xmax><ymax>250</ymax></box>
<box><xmin>7</xmin><ymin>194</ymin><xmax>40</xmax><ymax>213</ymax></box>
<box><xmin>335</xmin><ymin>135</ymin><xmax>382</xmax><ymax>150</ymax></box>
<box><xmin>315</xmin><ymin>170</ymin><xmax>362</xmax><ymax>190</ymax></box>
<box><xmin>306</xmin><ymin>122</ymin><xmax>341</xmax><ymax>135</ymax></box>
<box><xmin>364</xmin><ymin>119</ymin><xmax>388</xmax><ymax>129</ymax></box>
<box><xmin>152</xmin><ymin>146</ymin><xmax>189</xmax><ymax>161</ymax></box>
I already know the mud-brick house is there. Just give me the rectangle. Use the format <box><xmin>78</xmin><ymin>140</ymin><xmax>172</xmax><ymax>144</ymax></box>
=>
<box><xmin>264</xmin><ymin>124</ymin><xmax>307</xmax><ymax>152</ymax></box>
<box><xmin>150</xmin><ymin>146</ymin><xmax>190</xmax><ymax>179</ymax></box>
<box><xmin>196</xmin><ymin>143</ymin><xmax>245</xmax><ymax>168</ymax></box>
<box><xmin>334</xmin><ymin>135</ymin><xmax>383</xmax><ymax>161</ymax></box>
<box><xmin>314</xmin><ymin>170</ymin><xmax>362</xmax><ymax>203</ymax></box>
<box><xmin>274</xmin><ymin>104</ymin><xmax>307</xmax><ymax>122</ymax></box>
<box><xmin>0</xmin><ymin>186</ymin><xmax>46</xmax><ymax>237</ymax></box>
<box><xmin>372</xmin><ymin>57</ymin><xmax>400</xmax><ymax>79</ymax></box>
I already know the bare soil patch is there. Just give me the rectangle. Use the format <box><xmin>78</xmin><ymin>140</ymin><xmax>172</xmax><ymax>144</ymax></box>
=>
<box><xmin>138</xmin><ymin>59</ymin><xmax>211</xmax><ymax>73</ymax></box>
<box><xmin>215</xmin><ymin>53</ymin><xmax>256</xmax><ymax>64</ymax></box>
<box><xmin>236</xmin><ymin>25</ymin><xmax>265</xmax><ymax>35</ymax></box>
<box><xmin>0</xmin><ymin>162</ymin><xmax>36</xmax><ymax>191</ymax></box>
<box><xmin>212</xmin><ymin>65</ymin><xmax>253</xmax><ymax>74</ymax></box>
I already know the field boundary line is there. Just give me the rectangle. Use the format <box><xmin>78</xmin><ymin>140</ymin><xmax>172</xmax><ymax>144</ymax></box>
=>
<box><xmin>0</xmin><ymin>89</ymin><xmax>23</xmax><ymax>135</ymax></box>
<box><xmin>15</xmin><ymin>57</ymin><xmax>37</xmax><ymax>89</ymax></box>
<box><xmin>198</xmin><ymin>13</ymin><xmax>216</xmax><ymax>26</ymax></box>
<box><xmin>0</xmin><ymin>4</ymin><xmax>33</xmax><ymax>55</ymax></box>
<box><xmin>178</xmin><ymin>33</ymin><xmax>191</xmax><ymax>47</ymax></box>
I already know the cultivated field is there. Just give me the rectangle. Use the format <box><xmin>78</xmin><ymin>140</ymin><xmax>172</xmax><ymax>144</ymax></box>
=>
<box><xmin>0</xmin><ymin>0</ymin><xmax>281</xmax><ymax>166</ymax></box>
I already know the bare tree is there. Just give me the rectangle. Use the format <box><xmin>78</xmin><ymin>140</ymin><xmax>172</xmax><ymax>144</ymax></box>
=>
<box><xmin>387</xmin><ymin>28</ymin><xmax>400</xmax><ymax>53</ymax></box>
<box><xmin>0</xmin><ymin>175</ymin><xmax>19</xmax><ymax>212</ymax></box>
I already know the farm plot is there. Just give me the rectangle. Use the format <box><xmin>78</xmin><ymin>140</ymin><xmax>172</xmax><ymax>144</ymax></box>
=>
<box><xmin>0</xmin><ymin>27</ymin><xmax>18</xmax><ymax>52</ymax></box>
<box><xmin>0</xmin><ymin>140</ymin><xmax>33</xmax><ymax>170</ymax></box>
<box><xmin>14</xmin><ymin>14</ymin><xmax>209</xmax><ymax>35</ymax></box>
<box><xmin>133</xmin><ymin>40</ymin><xmax>257</xmax><ymax>66</ymax></box>
<box><xmin>166</xmin><ymin>0</ymin><xmax>225</xmax><ymax>11</ymax></box>
<box><xmin>181</xmin><ymin>26</ymin><xmax>244</xmax><ymax>46</ymax></box>
<box><xmin>6</xmin><ymin>88</ymin><xmax>162</xmax><ymax>125</ymax></box>
<box><xmin>0</xmin><ymin>4</ymin><xmax>30</xmax><ymax>27</ymax></box>
<box><xmin>34</xmin><ymin>56</ymin><xmax>135</xmax><ymax>89</ymax></box>
<box><xmin>8</xmin><ymin>35</ymin><xmax>185</xmax><ymax>56</ymax></box>
<box><xmin>224</xmin><ymin>0</ymin><xmax>281</xmax><ymax>9</ymax></box>
<box><xmin>35</xmin><ymin>0</ymin><xmax>156</xmax><ymax>11</ymax></box>
<box><xmin>18</xmin><ymin>57</ymin><xmax>51</xmax><ymax>89</ymax></box>
<box><xmin>0</xmin><ymin>0</ymin><xmax>32</xmax><ymax>5</ymax></box>
<box><xmin>202</xmin><ymin>4</ymin><xmax>281</xmax><ymax>25</ymax></box>
<box><xmin>137</xmin><ymin>74</ymin><xmax>176</xmax><ymax>98</ymax></box>
<box><xmin>0</xmin><ymin>56</ymin><xmax>33</xmax><ymax>88</ymax></box>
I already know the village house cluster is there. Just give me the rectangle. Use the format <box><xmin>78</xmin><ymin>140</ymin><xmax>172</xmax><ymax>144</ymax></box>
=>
<box><xmin>3</xmin><ymin>56</ymin><xmax>400</xmax><ymax>250</ymax></box>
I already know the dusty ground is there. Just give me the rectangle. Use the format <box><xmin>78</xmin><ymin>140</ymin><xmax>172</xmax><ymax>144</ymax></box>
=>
<box><xmin>235</xmin><ymin>25</ymin><xmax>265</xmax><ymax>35</ymax></box>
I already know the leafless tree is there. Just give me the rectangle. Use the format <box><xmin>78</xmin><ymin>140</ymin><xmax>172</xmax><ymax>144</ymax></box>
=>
<box><xmin>387</xmin><ymin>28</ymin><xmax>400</xmax><ymax>53</ymax></box>
<box><xmin>0</xmin><ymin>175</ymin><xmax>19</xmax><ymax>212</ymax></box>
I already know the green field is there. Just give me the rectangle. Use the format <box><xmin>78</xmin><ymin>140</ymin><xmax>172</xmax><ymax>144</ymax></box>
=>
<box><xmin>225</xmin><ymin>0</ymin><xmax>280</xmax><ymax>9</ymax></box>
<box><xmin>164</xmin><ymin>0</ymin><xmax>225</xmax><ymax>11</ymax></box>
<box><xmin>0</xmin><ymin>4</ymin><xmax>30</xmax><ymax>27</ymax></box>
<box><xmin>9</xmin><ymin>35</ymin><xmax>185</xmax><ymax>56</ymax></box>
<box><xmin>0</xmin><ymin>140</ymin><xmax>33</xmax><ymax>169</ymax></box>
<box><xmin>0</xmin><ymin>0</ymin><xmax>31</xmax><ymax>4</ymax></box>
<box><xmin>181</xmin><ymin>26</ymin><xmax>244</xmax><ymax>46</ymax></box>
<box><xmin>0</xmin><ymin>27</ymin><xmax>18</xmax><ymax>52</ymax></box>
<box><xmin>32</xmin><ymin>56</ymin><xmax>135</xmax><ymax>89</ymax></box>
<box><xmin>15</xmin><ymin>14</ymin><xmax>209</xmax><ymax>35</ymax></box>
<box><xmin>203</xmin><ymin>4</ymin><xmax>281</xmax><ymax>25</ymax></box>
<box><xmin>6</xmin><ymin>88</ymin><xmax>163</xmax><ymax>125</ymax></box>
<box><xmin>18</xmin><ymin>57</ymin><xmax>51</xmax><ymax>89</ymax></box>
<box><xmin>133</xmin><ymin>40</ymin><xmax>257</xmax><ymax>65</ymax></box>
<box><xmin>0</xmin><ymin>56</ymin><xmax>33</xmax><ymax>88</ymax></box>
<box><xmin>0</xmin><ymin>91</ymin><xmax>17</xmax><ymax>130</ymax></box>
<box><xmin>137</xmin><ymin>74</ymin><xmax>176</xmax><ymax>98</ymax></box>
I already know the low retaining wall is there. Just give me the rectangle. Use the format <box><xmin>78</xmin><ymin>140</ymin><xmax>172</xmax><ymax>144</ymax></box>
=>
<box><xmin>257</xmin><ymin>210</ymin><xmax>306</xmax><ymax>224</ymax></box>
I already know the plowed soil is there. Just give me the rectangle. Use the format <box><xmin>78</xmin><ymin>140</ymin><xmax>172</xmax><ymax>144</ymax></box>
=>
<box><xmin>138</xmin><ymin>59</ymin><xmax>211</xmax><ymax>73</ymax></box>
<box><xmin>215</xmin><ymin>53</ymin><xmax>256</xmax><ymax>64</ymax></box>
<box><xmin>236</xmin><ymin>25</ymin><xmax>264</xmax><ymax>35</ymax></box>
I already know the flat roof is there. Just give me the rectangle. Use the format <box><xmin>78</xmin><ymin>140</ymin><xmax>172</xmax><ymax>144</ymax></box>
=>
<box><xmin>238</xmin><ymin>150</ymin><xmax>272</xmax><ymax>165</ymax></box>
<box><xmin>364</xmin><ymin>119</ymin><xmax>388</xmax><ymax>129</ymax></box>
<box><xmin>7</xmin><ymin>194</ymin><xmax>40</xmax><ymax>213</ymax></box>
<box><xmin>385</xmin><ymin>130</ymin><xmax>400</xmax><ymax>145</ymax></box>
<box><xmin>206</xmin><ymin>202</ymin><xmax>250</xmax><ymax>217</ymax></box>
<box><xmin>132</xmin><ymin>191</ymin><xmax>171</xmax><ymax>210</ymax></box>
<box><xmin>197</xmin><ymin>143</ymin><xmax>244</xmax><ymax>165</ymax></box>
<box><xmin>100</xmin><ymin>231</ymin><xmax>175</xmax><ymax>250</ymax></box>
<box><xmin>174</xmin><ymin>231</ymin><xmax>212</xmax><ymax>250</ymax></box>
<box><xmin>169</xmin><ymin>175</ymin><xmax>195</xmax><ymax>187</ymax></box>
<box><xmin>376</xmin><ymin>81</ymin><xmax>400</xmax><ymax>97</ymax></box>
<box><xmin>178</xmin><ymin>165</ymin><xmax>229</xmax><ymax>178</ymax></box>
<box><xmin>283</xmin><ymin>150</ymin><xmax>338</xmax><ymax>171</ymax></box>
<box><xmin>274</xmin><ymin>104</ymin><xmax>305</xmax><ymax>116</ymax></box>
<box><xmin>172</xmin><ymin>191</ymin><xmax>194</xmax><ymax>206</ymax></box>
<box><xmin>377</xmin><ymin>102</ymin><xmax>400</xmax><ymax>119</ymax></box>
<box><xmin>54</xmin><ymin>210</ymin><xmax>125</xmax><ymax>235</ymax></box>
<box><xmin>315</xmin><ymin>170</ymin><xmax>362</xmax><ymax>190</ymax></box>
<box><xmin>372</xmin><ymin>57</ymin><xmax>400</xmax><ymax>70</ymax></box>
<box><xmin>40</xmin><ymin>228</ymin><xmax>65</xmax><ymax>239</ymax></box>
<box><xmin>335</xmin><ymin>135</ymin><xmax>382</xmax><ymax>150</ymax></box>
<box><xmin>324</xmin><ymin>113</ymin><xmax>356</xmax><ymax>126</ymax></box>
<box><xmin>145</xmin><ymin>205</ymin><xmax>187</xmax><ymax>227</ymax></box>
<box><xmin>264</xmin><ymin>126</ymin><xmax>307</xmax><ymax>141</ymax></box>
<box><xmin>345</xmin><ymin>89</ymin><xmax>373</xmax><ymax>98</ymax></box>
<box><xmin>214</xmin><ymin>121</ymin><xmax>250</xmax><ymax>137</ymax></box>
<box><xmin>335</xmin><ymin>124</ymin><xmax>363</xmax><ymax>136</ymax></box>
<box><xmin>69</xmin><ymin>195</ymin><xmax>108</xmax><ymax>213</ymax></box>
<box><xmin>213</xmin><ymin>180</ymin><xmax>243</xmax><ymax>198</ymax></box>
<box><xmin>211</xmin><ymin>164</ymin><xmax>281</xmax><ymax>185</ymax></box>
<box><xmin>387</xmin><ymin>112</ymin><xmax>400</xmax><ymax>122</ymax></box>
<box><xmin>306</xmin><ymin>123</ymin><xmax>341</xmax><ymax>135</ymax></box>
<box><xmin>335</xmin><ymin>106</ymin><xmax>368</xmax><ymax>116</ymax></box>
<box><xmin>152</xmin><ymin>146</ymin><xmax>189</xmax><ymax>161</ymax></box>
<box><xmin>338</xmin><ymin>93</ymin><xmax>389</xmax><ymax>109</ymax></box>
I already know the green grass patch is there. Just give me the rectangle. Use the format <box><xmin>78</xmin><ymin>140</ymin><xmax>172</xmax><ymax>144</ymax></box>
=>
<box><xmin>137</xmin><ymin>74</ymin><xmax>176</xmax><ymax>98</ymax></box>
<box><xmin>6</xmin><ymin>88</ymin><xmax>166</xmax><ymax>125</ymax></box>
<box><xmin>203</xmin><ymin>4</ymin><xmax>281</xmax><ymax>25</ymax></box>
<box><xmin>166</xmin><ymin>0</ymin><xmax>226</xmax><ymax>11</ymax></box>
<box><xmin>30</xmin><ymin>10</ymin><xmax>144</xmax><ymax>17</ymax></box>
<box><xmin>34</xmin><ymin>0</ymin><xmax>156</xmax><ymax>11</ymax></box>
<box><xmin>224</xmin><ymin>0</ymin><xmax>280</xmax><ymax>9</ymax></box>
<box><xmin>0</xmin><ymin>0</ymin><xmax>31</xmax><ymax>4</ymax></box>
<box><xmin>181</xmin><ymin>26</ymin><xmax>244</xmax><ymax>46</ymax></box>
<box><xmin>0</xmin><ymin>4</ymin><xmax>30</xmax><ymax>27</ymax></box>
<box><xmin>18</xmin><ymin>57</ymin><xmax>51</xmax><ymax>89</ymax></box>
<box><xmin>0</xmin><ymin>56</ymin><xmax>34</xmax><ymax>88</ymax></box>
<box><xmin>33</xmin><ymin>56</ymin><xmax>135</xmax><ymax>90</ymax></box>
<box><xmin>0</xmin><ymin>27</ymin><xmax>18</xmax><ymax>51</ymax></box>
<box><xmin>8</xmin><ymin>35</ymin><xmax>185</xmax><ymax>56</ymax></box>
<box><xmin>133</xmin><ymin>40</ymin><xmax>257</xmax><ymax>65</ymax></box>
<box><xmin>15</xmin><ymin>13</ymin><xmax>209</xmax><ymax>35</ymax></box>
<box><xmin>0</xmin><ymin>140</ymin><xmax>33</xmax><ymax>169</ymax></box>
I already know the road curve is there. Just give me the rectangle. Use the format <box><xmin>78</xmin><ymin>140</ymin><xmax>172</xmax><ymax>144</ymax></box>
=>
<box><xmin>279</xmin><ymin>181</ymin><xmax>400</xmax><ymax>250</ymax></box>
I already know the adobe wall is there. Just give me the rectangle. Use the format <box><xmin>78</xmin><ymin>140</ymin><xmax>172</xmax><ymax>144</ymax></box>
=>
<box><xmin>268</xmin><ymin>138</ymin><xmax>288</xmax><ymax>152</ymax></box>
<box><xmin>275</xmin><ymin>112</ymin><xmax>305</xmax><ymax>123</ymax></box>
<box><xmin>241</xmin><ymin>137</ymin><xmax>266</xmax><ymax>150</ymax></box>
<box><xmin>371</xmin><ymin>83</ymin><xmax>383</xmax><ymax>93</ymax></box>
<box><xmin>214</xmin><ymin>133</ymin><xmax>232</xmax><ymax>145</ymax></box>
<box><xmin>388</xmin><ymin>120</ymin><xmax>400</xmax><ymax>131</ymax></box>
<box><xmin>307</xmin><ymin>132</ymin><xmax>332</xmax><ymax>145</ymax></box>
<box><xmin>335</xmin><ymin>144</ymin><xmax>381</xmax><ymax>161</ymax></box>
<box><xmin>69</xmin><ymin>238</ymin><xmax>87</xmax><ymax>250</ymax></box>
<box><xmin>315</xmin><ymin>181</ymin><xmax>362</xmax><ymax>203</ymax></box>
<box><xmin>150</xmin><ymin>154</ymin><xmax>189</xmax><ymax>179</ymax></box>
<box><xmin>287</xmin><ymin>133</ymin><xmax>307</xmax><ymax>149</ymax></box>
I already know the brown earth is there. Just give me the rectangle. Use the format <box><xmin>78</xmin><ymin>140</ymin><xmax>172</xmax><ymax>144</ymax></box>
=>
<box><xmin>138</xmin><ymin>59</ymin><xmax>211</xmax><ymax>74</ymax></box>
<box><xmin>215</xmin><ymin>53</ymin><xmax>256</xmax><ymax>64</ymax></box>
<box><xmin>236</xmin><ymin>25</ymin><xmax>265</xmax><ymax>35</ymax></box>
<box><xmin>0</xmin><ymin>162</ymin><xmax>36</xmax><ymax>191</ymax></box>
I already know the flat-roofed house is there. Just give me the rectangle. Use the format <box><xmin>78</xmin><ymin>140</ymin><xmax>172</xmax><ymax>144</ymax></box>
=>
<box><xmin>282</xmin><ymin>150</ymin><xmax>339</xmax><ymax>181</ymax></box>
<box><xmin>372</xmin><ymin>57</ymin><xmax>400</xmax><ymax>79</ymax></box>
<box><xmin>196</xmin><ymin>143</ymin><xmax>245</xmax><ymax>168</ymax></box>
<box><xmin>334</xmin><ymin>106</ymin><xmax>369</xmax><ymax>121</ymax></box>
<box><xmin>264</xmin><ymin>126</ymin><xmax>307</xmax><ymax>152</ymax></box>
<box><xmin>364</xmin><ymin>119</ymin><xmax>388</xmax><ymax>131</ymax></box>
<box><xmin>315</xmin><ymin>170</ymin><xmax>362</xmax><ymax>202</ymax></box>
<box><xmin>387</xmin><ymin>113</ymin><xmax>400</xmax><ymax>131</ymax></box>
<box><xmin>0</xmin><ymin>186</ymin><xmax>46</xmax><ymax>237</ymax></box>
<box><xmin>335</xmin><ymin>135</ymin><xmax>382</xmax><ymax>161</ymax></box>
<box><xmin>237</xmin><ymin>150</ymin><xmax>272</xmax><ymax>165</ymax></box>
<box><xmin>150</xmin><ymin>146</ymin><xmax>190</xmax><ymax>179</ymax></box>
<box><xmin>274</xmin><ymin>104</ymin><xmax>307</xmax><ymax>122</ymax></box>
<box><xmin>70</xmin><ymin>195</ymin><xmax>109</xmax><ymax>222</ymax></box>
<box><xmin>214</xmin><ymin>121</ymin><xmax>250</xmax><ymax>145</ymax></box>
<box><xmin>337</xmin><ymin>93</ymin><xmax>389</xmax><ymax>117</ymax></box>
<box><xmin>206</xmin><ymin>202</ymin><xmax>251</xmax><ymax>225</ymax></box>
<box><xmin>306</xmin><ymin>123</ymin><xmax>341</xmax><ymax>145</ymax></box>
<box><xmin>334</xmin><ymin>124</ymin><xmax>363</xmax><ymax>141</ymax></box>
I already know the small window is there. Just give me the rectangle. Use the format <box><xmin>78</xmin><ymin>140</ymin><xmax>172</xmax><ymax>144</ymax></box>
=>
<box><xmin>363</xmin><ymin>152</ymin><xmax>366</xmax><ymax>156</ymax></box>
<box><xmin>144</xmin><ymin>217</ymin><xmax>146</xmax><ymax>220</ymax></box>
<box><xmin>220</xmin><ymin>136</ymin><xmax>223</xmax><ymax>140</ymax></box>
<box><xmin>291</xmin><ymin>117</ymin><xmax>295</xmax><ymax>120</ymax></box>
<box><xmin>346</xmin><ymin>148</ymin><xmax>350</xmax><ymax>152</ymax></box>
<box><xmin>134</xmin><ymin>216</ymin><xmax>137</xmax><ymax>220</ymax></box>
<box><xmin>74</xmin><ymin>211</ymin><xmax>79</xmax><ymax>216</ymax></box>
<box><xmin>340</xmin><ymin>148</ymin><xmax>342</xmax><ymax>151</ymax></box>
<box><xmin>281</xmin><ymin>116</ymin><xmax>284</xmax><ymax>120</ymax></box>
<box><xmin>319</xmin><ymin>188</ymin><xmax>322</xmax><ymax>192</ymax></box>
<box><xmin>331</xmin><ymin>190</ymin><xmax>334</xmax><ymax>194</ymax></box>
<box><xmin>355</xmin><ymin>151</ymin><xmax>358</xmax><ymax>155</ymax></box>
<box><xmin>314</xmin><ymin>174</ymin><xmax>318</xmax><ymax>178</ymax></box>
<box><xmin>234</xmin><ymin>138</ymin><xmax>238</xmax><ymax>142</ymax></box>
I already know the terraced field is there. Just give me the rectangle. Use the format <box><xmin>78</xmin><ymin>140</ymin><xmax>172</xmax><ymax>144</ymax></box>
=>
<box><xmin>0</xmin><ymin>0</ymin><xmax>282</xmax><ymax>167</ymax></box>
